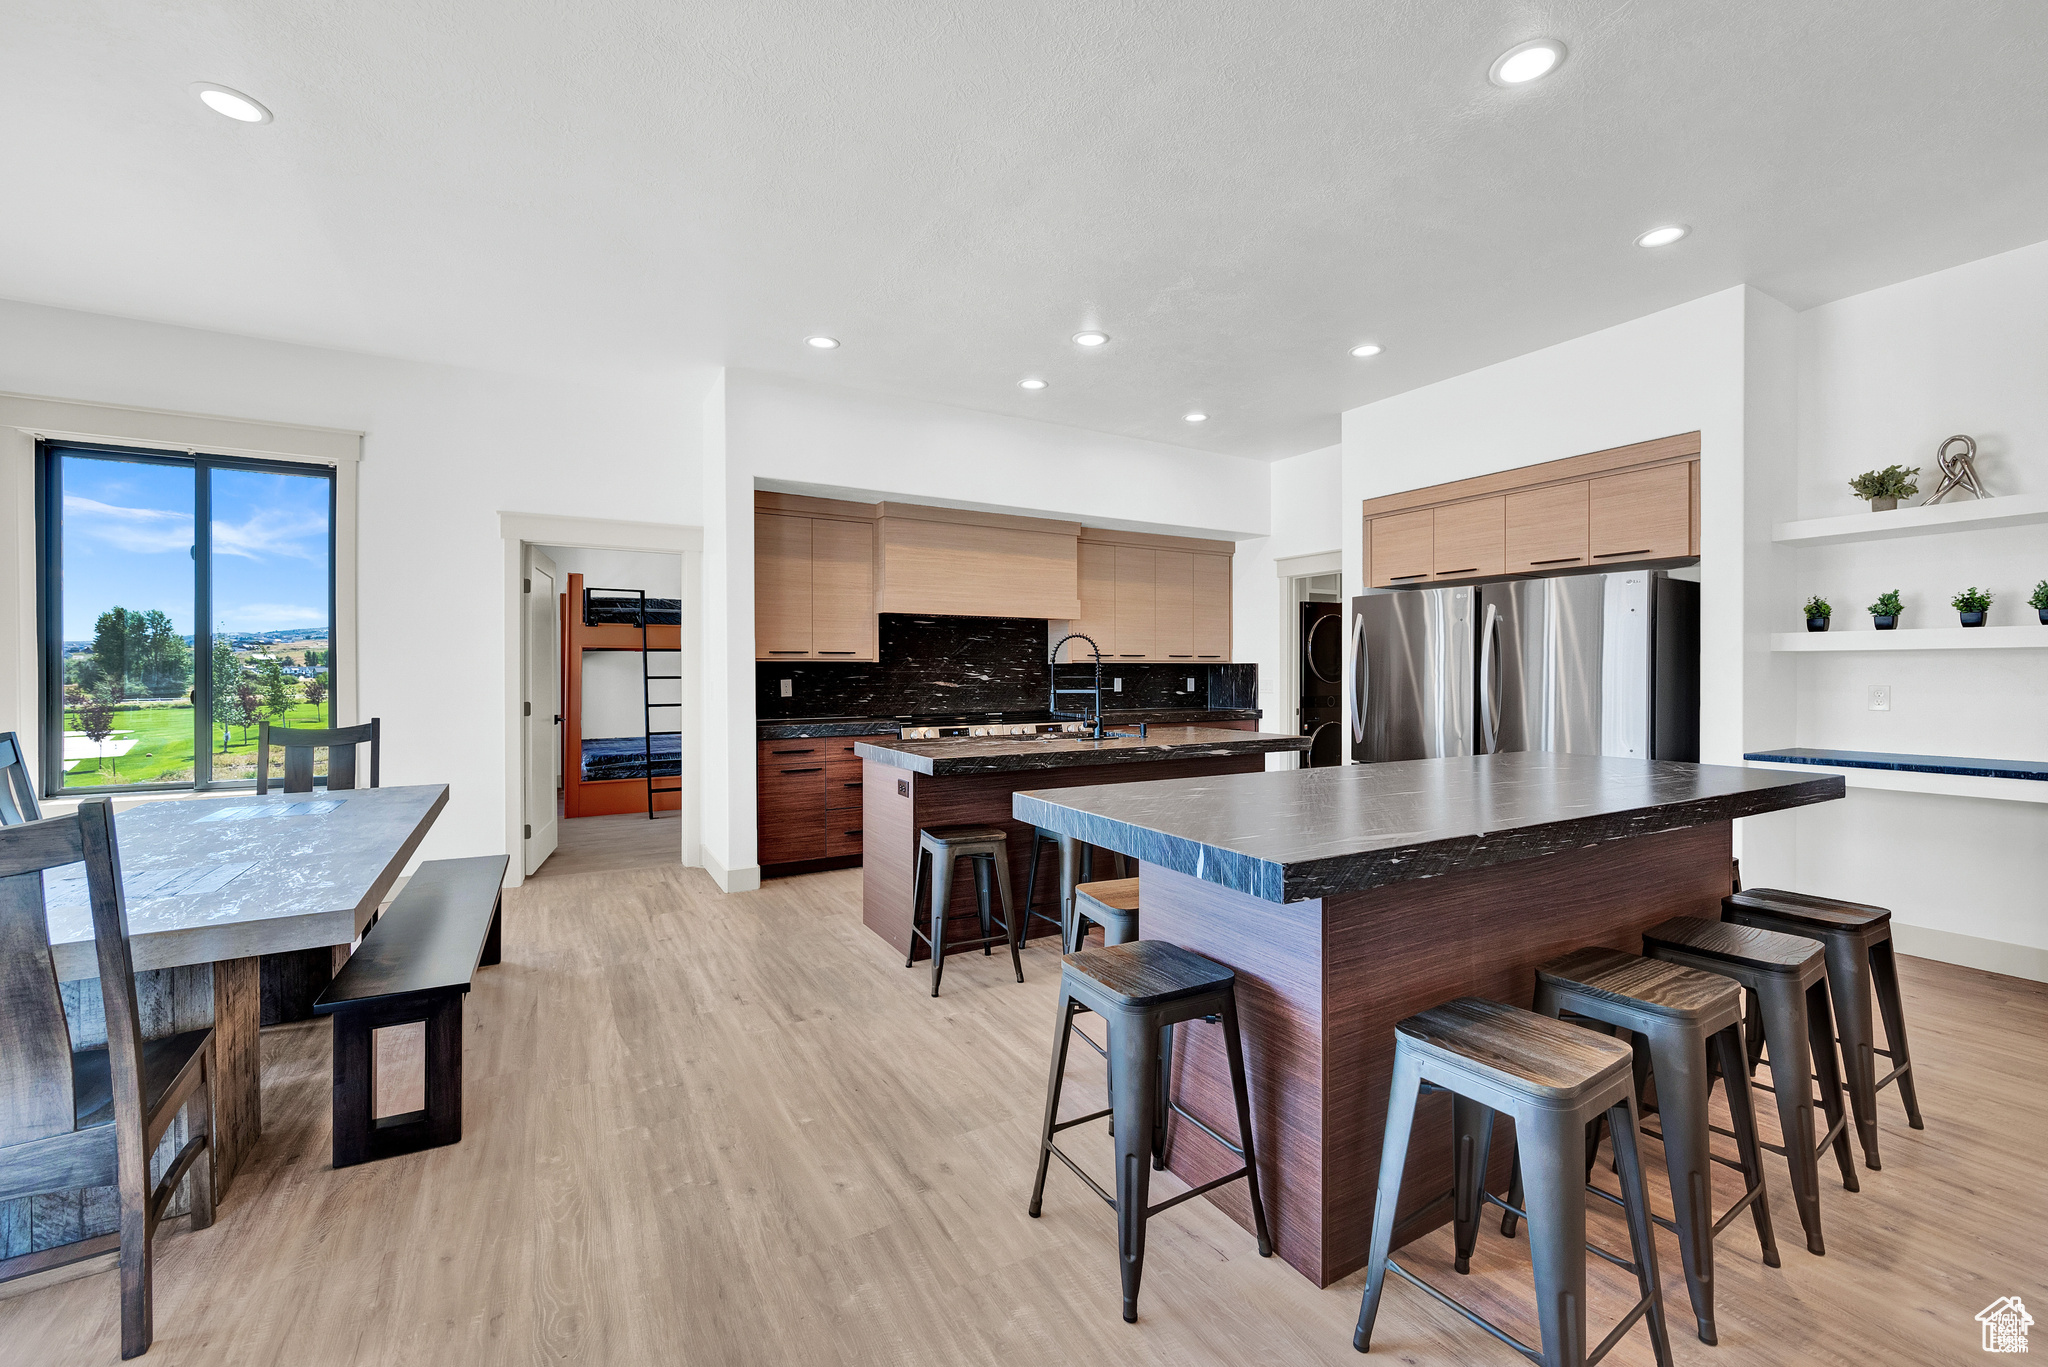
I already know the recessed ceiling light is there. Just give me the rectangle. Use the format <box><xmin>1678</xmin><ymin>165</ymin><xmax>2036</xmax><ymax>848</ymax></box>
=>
<box><xmin>1350</xmin><ymin>343</ymin><xmax>1384</xmax><ymax>358</ymax></box>
<box><xmin>1488</xmin><ymin>39</ymin><xmax>1565</xmax><ymax>86</ymax></box>
<box><xmin>192</xmin><ymin>83</ymin><xmax>272</xmax><ymax>124</ymax></box>
<box><xmin>1072</xmin><ymin>331</ymin><xmax>1109</xmax><ymax>347</ymax></box>
<box><xmin>1634</xmin><ymin>225</ymin><xmax>1689</xmax><ymax>248</ymax></box>
<box><xmin>1184</xmin><ymin>412</ymin><xmax>1208</xmax><ymax>424</ymax></box>
<box><xmin>805</xmin><ymin>335</ymin><xmax>840</xmax><ymax>349</ymax></box>
<box><xmin>1018</xmin><ymin>378</ymin><xmax>1047</xmax><ymax>390</ymax></box>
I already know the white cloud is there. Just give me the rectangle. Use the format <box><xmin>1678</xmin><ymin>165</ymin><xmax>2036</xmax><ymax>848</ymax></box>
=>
<box><xmin>63</xmin><ymin>494</ymin><xmax>194</xmax><ymax>553</ymax></box>
<box><xmin>211</xmin><ymin>509</ymin><xmax>326</xmax><ymax>562</ymax></box>
<box><xmin>217</xmin><ymin>602</ymin><xmax>327</xmax><ymax>630</ymax></box>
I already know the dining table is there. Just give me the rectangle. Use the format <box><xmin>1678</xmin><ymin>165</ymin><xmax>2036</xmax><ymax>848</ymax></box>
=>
<box><xmin>18</xmin><ymin>784</ymin><xmax>448</xmax><ymax>1263</ymax></box>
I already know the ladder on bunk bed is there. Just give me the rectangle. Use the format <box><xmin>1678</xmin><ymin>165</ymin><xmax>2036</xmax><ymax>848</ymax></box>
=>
<box><xmin>589</xmin><ymin>586</ymin><xmax>683</xmax><ymax>820</ymax></box>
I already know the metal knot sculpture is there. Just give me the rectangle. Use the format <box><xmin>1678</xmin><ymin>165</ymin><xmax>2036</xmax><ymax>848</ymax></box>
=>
<box><xmin>1922</xmin><ymin>434</ymin><xmax>1988</xmax><ymax>504</ymax></box>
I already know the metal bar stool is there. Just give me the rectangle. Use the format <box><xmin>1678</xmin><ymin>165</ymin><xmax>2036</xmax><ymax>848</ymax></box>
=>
<box><xmin>1354</xmin><ymin>998</ymin><xmax>1674</xmax><ymax>1367</ymax></box>
<box><xmin>1724</xmin><ymin>888</ymin><xmax>1923</xmax><ymax>1170</ymax></box>
<box><xmin>1642</xmin><ymin>916</ymin><xmax>1857</xmax><ymax>1257</ymax></box>
<box><xmin>1028</xmin><ymin>940</ymin><xmax>1272</xmax><ymax>1322</ymax></box>
<box><xmin>907</xmin><ymin>826</ymin><xmax>1023</xmax><ymax>997</ymax></box>
<box><xmin>1022</xmin><ymin>827</ymin><xmax>1128</xmax><ymax>949</ymax></box>
<box><xmin>1502</xmin><ymin>948</ymin><xmax>1779</xmax><ymax>1345</ymax></box>
<box><xmin>1072</xmin><ymin>877</ymin><xmax>1140</xmax><ymax>953</ymax></box>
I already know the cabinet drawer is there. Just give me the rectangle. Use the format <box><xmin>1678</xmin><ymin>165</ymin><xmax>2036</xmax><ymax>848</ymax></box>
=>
<box><xmin>827</xmin><ymin>775</ymin><xmax>866</xmax><ymax>811</ymax></box>
<box><xmin>1431</xmin><ymin>498</ymin><xmax>1505</xmax><ymax>580</ymax></box>
<box><xmin>1368</xmin><ymin>509</ymin><xmax>1433</xmax><ymax>587</ymax></box>
<box><xmin>826</xmin><ymin>822</ymin><xmax>864</xmax><ymax>858</ymax></box>
<box><xmin>758</xmin><ymin>775</ymin><xmax>825</xmax><ymax>864</ymax></box>
<box><xmin>1504</xmin><ymin>483</ymin><xmax>1590</xmax><ymax>573</ymax></box>
<box><xmin>1589</xmin><ymin>464</ymin><xmax>1692</xmax><ymax>562</ymax></box>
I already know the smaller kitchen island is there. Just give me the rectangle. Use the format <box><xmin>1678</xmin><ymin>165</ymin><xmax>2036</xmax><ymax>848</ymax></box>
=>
<box><xmin>1014</xmin><ymin>753</ymin><xmax>1843</xmax><ymax>1288</ymax></box>
<box><xmin>855</xmin><ymin>726</ymin><xmax>1310</xmax><ymax>959</ymax></box>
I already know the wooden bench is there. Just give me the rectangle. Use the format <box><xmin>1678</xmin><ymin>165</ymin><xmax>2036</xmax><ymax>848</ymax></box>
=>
<box><xmin>312</xmin><ymin>855</ymin><xmax>508</xmax><ymax>1168</ymax></box>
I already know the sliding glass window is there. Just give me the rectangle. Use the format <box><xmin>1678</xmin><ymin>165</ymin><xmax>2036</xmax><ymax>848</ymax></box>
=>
<box><xmin>38</xmin><ymin>442</ymin><xmax>336</xmax><ymax>795</ymax></box>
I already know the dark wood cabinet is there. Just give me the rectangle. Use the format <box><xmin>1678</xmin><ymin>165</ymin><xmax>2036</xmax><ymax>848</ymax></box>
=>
<box><xmin>760</xmin><ymin>738</ymin><xmax>870</xmax><ymax>870</ymax></box>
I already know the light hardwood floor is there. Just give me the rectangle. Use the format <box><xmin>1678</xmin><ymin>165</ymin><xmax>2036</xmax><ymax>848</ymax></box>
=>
<box><xmin>4</xmin><ymin>859</ymin><xmax>2044</xmax><ymax>1365</ymax></box>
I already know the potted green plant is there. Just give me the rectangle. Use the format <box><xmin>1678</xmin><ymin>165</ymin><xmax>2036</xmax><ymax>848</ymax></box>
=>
<box><xmin>1803</xmin><ymin>595</ymin><xmax>1832</xmax><ymax>633</ymax></box>
<box><xmin>1867</xmin><ymin>589</ymin><xmax>1904</xmax><ymax>630</ymax></box>
<box><xmin>2030</xmin><ymin>579</ymin><xmax>2048</xmax><ymax>625</ymax></box>
<box><xmin>1951</xmin><ymin>586</ymin><xmax>1993</xmax><ymax>627</ymax></box>
<box><xmin>1847</xmin><ymin>464</ymin><xmax>1920</xmax><ymax>511</ymax></box>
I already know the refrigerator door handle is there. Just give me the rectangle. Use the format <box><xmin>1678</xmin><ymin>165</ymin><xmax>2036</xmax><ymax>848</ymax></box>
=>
<box><xmin>1478</xmin><ymin>601</ymin><xmax>1501</xmax><ymax>754</ymax></box>
<box><xmin>1349</xmin><ymin>610</ymin><xmax>1368</xmax><ymax>747</ymax></box>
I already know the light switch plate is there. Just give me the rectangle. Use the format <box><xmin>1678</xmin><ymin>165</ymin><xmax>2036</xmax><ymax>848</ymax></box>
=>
<box><xmin>1868</xmin><ymin>684</ymin><xmax>1891</xmax><ymax>711</ymax></box>
<box><xmin>780</xmin><ymin>678</ymin><xmax>793</xmax><ymax>698</ymax></box>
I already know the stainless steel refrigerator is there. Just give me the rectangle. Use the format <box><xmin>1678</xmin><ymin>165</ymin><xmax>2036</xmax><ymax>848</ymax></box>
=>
<box><xmin>1349</xmin><ymin>570</ymin><xmax>1698</xmax><ymax>764</ymax></box>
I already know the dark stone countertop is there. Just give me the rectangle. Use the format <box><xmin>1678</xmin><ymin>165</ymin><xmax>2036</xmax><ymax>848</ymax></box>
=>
<box><xmin>757</xmin><ymin>707</ymin><xmax>1261</xmax><ymax>741</ymax></box>
<box><xmin>854</xmin><ymin>726</ymin><xmax>1308</xmax><ymax>777</ymax></box>
<box><xmin>1013</xmin><ymin>752</ymin><xmax>1843</xmax><ymax>904</ymax></box>
<box><xmin>1744</xmin><ymin>747</ymin><xmax>2048</xmax><ymax>782</ymax></box>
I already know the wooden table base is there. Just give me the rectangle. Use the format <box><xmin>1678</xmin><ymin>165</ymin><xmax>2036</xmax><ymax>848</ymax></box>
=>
<box><xmin>1141</xmin><ymin>820</ymin><xmax>1733</xmax><ymax>1288</ymax></box>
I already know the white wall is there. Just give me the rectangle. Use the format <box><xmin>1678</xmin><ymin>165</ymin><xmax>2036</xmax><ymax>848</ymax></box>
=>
<box><xmin>0</xmin><ymin>298</ymin><xmax>708</xmax><ymax>868</ymax></box>
<box><xmin>1231</xmin><ymin>444</ymin><xmax>1343</xmax><ymax>766</ymax></box>
<box><xmin>698</xmin><ymin>371</ymin><xmax>1275</xmax><ymax>887</ymax></box>
<box><xmin>536</xmin><ymin>545</ymin><xmax>682</xmax><ymax>741</ymax></box>
<box><xmin>1784</xmin><ymin>240</ymin><xmax>2048</xmax><ymax>974</ymax></box>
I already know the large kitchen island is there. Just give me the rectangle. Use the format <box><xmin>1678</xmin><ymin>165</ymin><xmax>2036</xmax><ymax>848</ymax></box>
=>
<box><xmin>1013</xmin><ymin>752</ymin><xmax>1843</xmax><ymax>1288</ymax></box>
<box><xmin>855</xmin><ymin>726</ymin><xmax>1310</xmax><ymax>959</ymax></box>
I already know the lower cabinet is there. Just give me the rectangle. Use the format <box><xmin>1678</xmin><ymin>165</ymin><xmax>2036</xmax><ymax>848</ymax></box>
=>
<box><xmin>758</xmin><ymin>738</ymin><xmax>865</xmax><ymax>868</ymax></box>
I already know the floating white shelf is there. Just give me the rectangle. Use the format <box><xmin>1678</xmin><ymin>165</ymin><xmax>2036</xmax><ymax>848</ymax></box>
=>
<box><xmin>1771</xmin><ymin>625</ymin><xmax>2048</xmax><ymax>652</ymax></box>
<box><xmin>1772</xmin><ymin>493</ymin><xmax>2048</xmax><ymax>547</ymax></box>
<box><xmin>1745</xmin><ymin>760</ymin><xmax>2048</xmax><ymax>805</ymax></box>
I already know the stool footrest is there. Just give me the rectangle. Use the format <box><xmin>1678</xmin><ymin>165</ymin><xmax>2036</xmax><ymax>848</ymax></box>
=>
<box><xmin>1384</xmin><ymin>1259</ymin><xmax>1542</xmax><ymax>1364</ymax></box>
<box><xmin>1169</xmin><ymin>1099</ymin><xmax>1245</xmax><ymax>1159</ymax></box>
<box><xmin>1539</xmin><ymin>1186</ymin><xmax>1647</xmax><ymax>1276</ymax></box>
<box><xmin>1045</xmin><ymin>1143</ymin><xmax>1117</xmax><ymax>1209</ymax></box>
<box><xmin>1050</xmin><ymin>1107</ymin><xmax>1112</xmax><ymax>1134</ymax></box>
<box><xmin>1753</xmin><ymin>1105</ymin><xmax>1851</xmax><ymax>1161</ymax></box>
<box><xmin>1146</xmin><ymin>1165</ymin><xmax>1253</xmax><ymax>1218</ymax></box>
<box><xmin>1648</xmin><ymin>1122</ymin><xmax>1750</xmax><ymax>1175</ymax></box>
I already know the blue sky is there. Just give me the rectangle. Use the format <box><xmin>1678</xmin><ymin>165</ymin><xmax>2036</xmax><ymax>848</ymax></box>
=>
<box><xmin>61</xmin><ymin>455</ymin><xmax>330</xmax><ymax>641</ymax></box>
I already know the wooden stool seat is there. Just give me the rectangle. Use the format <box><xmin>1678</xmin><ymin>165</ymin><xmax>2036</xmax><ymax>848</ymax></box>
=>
<box><xmin>1724</xmin><ymin>888</ymin><xmax>1922</xmax><ymax>1171</ymax></box>
<box><xmin>1062</xmin><ymin>939</ymin><xmax>1231</xmax><ymax>1007</ymax></box>
<box><xmin>1536</xmin><ymin>945</ymin><xmax>1742</xmax><ymax>1021</ymax></box>
<box><xmin>1072</xmin><ymin>877</ymin><xmax>1141</xmax><ymax>951</ymax></box>
<box><xmin>1356</xmin><ymin>997</ymin><xmax>1674</xmax><ymax>1365</ymax></box>
<box><xmin>1646</xmin><ymin>916</ymin><xmax>1822</xmax><ymax>970</ymax></box>
<box><xmin>922</xmin><ymin>824</ymin><xmax>1007</xmax><ymax>847</ymax></box>
<box><xmin>1076</xmin><ymin>877</ymin><xmax>1140</xmax><ymax>914</ymax></box>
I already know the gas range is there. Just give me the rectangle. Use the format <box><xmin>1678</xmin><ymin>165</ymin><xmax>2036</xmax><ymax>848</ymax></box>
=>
<box><xmin>895</xmin><ymin>713</ymin><xmax>1093</xmax><ymax>741</ymax></box>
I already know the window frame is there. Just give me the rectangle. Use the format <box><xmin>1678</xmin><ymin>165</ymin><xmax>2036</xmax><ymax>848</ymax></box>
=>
<box><xmin>35</xmin><ymin>438</ymin><xmax>339</xmax><ymax>797</ymax></box>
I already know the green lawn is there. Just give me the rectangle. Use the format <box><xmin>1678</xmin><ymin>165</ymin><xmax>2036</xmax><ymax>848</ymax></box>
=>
<box><xmin>63</xmin><ymin>699</ymin><xmax>330</xmax><ymax>789</ymax></box>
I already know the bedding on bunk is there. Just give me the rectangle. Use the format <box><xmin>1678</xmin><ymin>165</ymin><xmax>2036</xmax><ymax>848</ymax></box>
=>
<box><xmin>584</xmin><ymin>594</ymin><xmax>682</xmax><ymax>626</ymax></box>
<box><xmin>580</xmin><ymin>734</ymin><xmax>682</xmax><ymax>781</ymax></box>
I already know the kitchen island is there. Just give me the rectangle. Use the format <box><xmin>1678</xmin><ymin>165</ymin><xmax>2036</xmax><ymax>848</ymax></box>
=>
<box><xmin>855</xmin><ymin>726</ymin><xmax>1310</xmax><ymax>959</ymax></box>
<box><xmin>1013</xmin><ymin>752</ymin><xmax>1842</xmax><ymax>1287</ymax></box>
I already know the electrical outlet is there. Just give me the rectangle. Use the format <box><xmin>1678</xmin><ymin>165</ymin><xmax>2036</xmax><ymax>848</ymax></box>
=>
<box><xmin>1185</xmin><ymin>677</ymin><xmax>1196</xmax><ymax>692</ymax></box>
<box><xmin>779</xmin><ymin>678</ymin><xmax>793</xmax><ymax>698</ymax></box>
<box><xmin>1868</xmin><ymin>684</ymin><xmax>1891</xmax><ymax>712</ymax></box>
<box><xmin>1113</xmin><ymin>677</ymin><xmax>1123</xmax><ymax>692</ymax></box>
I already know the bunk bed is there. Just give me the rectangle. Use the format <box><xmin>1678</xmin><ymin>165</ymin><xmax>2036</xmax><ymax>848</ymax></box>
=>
<box><xmin>560</xmin><ymin>571</ymin><xmax>684</xmax><ymax>818</ymax></box>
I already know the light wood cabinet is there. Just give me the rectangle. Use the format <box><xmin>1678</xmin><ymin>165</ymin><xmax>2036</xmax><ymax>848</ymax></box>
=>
<box><xmin>754</xmin><ymin>497</ymin><xmax>880</xmax><ymax>661</ymax></box>
<box><xmin>1589</xmin><ymin>463</ymin><xmax>1692</xmax><ymax>563</ymax></box>
<box><xmin>1112</xmin><ymin>546</ymin><xmax>1156</xmax><ymax>659</ymax></box>
<box><xmin>1431</xmin><ymin>498</ymin><xmax>1505</xmax><ymax>580</ymax></box>
<box><xmin>1504</xmin><ymin>482</ymin><xmax>1590</xmax><ymax>574</ymax></box>
<box><xmin>1063</xmin><ymin>539</ymin><xmax>1116</xmax><ymax>660</ymax></box>
<box><xmin>1153</xmin><ymin>550</ymin><xmax>1195</xmax><ymax>659</ymax></box>
<box><xmin>1368</xmin><ymin>509</ymin><xmax>1434</xmax><ymax>587</ymax></box>
<box><xmin>876</xmin><ymin>504</ymin><xmax>1082</xmax><ymax>619</ymax></box>
<box><xmin>1192</xmin><ymin>553</ymin><xmax>1231</xmax><ymax>659</ymax></box>
<box><xmin>755</xmin><ymin>513</ymin><xmax>814</xmax><ymax>656</ymax></box>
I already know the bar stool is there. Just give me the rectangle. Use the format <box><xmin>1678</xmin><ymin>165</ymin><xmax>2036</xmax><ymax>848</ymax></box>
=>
<box><xmin>1354</xmin><ymin>998</ymin><xmax>1674</xmax><ymax>1367</ymax></box>
<box><xmin>1072</xmin><ymin>877</ymin><xmax>1140</xmax><ymax>952</ymax></box>
<box><xmin>1502</xmin><ymin>948</ymin><xmax>1779</xmax><ymax>1345</ymax></box>
<box><xmin>1022</xmin><ymin>826</ymin><xmax>1128</xmax><ymax>948</ymax></box>
<box><xmin>1028</xmin><ymin>940</ymin><xmax>1272</xmax><ymax>1322</ymax></box>
<box><xmin>907</xmin><ymin>826</ymin><xmax>1022</xmax><ymax>997</ymax></box>
<box><xmin>1724</xmin><ymin>889</ymin><xmax>1923</xmax><ymax>1171</ymax></box>
<box><xmin>1642</xmin><ymin>917</ymin><xmax>1857</xmax><ymax>1257</ymax></box>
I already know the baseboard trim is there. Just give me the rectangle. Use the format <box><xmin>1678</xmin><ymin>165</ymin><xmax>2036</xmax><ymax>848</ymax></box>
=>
<box><xmin>700</xmin><ymin>847</ymin><xmax>761</xmax><ymax>894</ymax></box>
<box><xmin>1893</xmin><ymin>923</ymin><xmax>2048</xmax><ymax>984</ymax></box>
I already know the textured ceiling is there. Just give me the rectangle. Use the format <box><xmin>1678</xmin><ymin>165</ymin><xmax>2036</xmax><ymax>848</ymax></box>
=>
<box><xmin>4</xmin><ymin>1</ymin><xmax>2047</xmax><ymax>458</ymax></box>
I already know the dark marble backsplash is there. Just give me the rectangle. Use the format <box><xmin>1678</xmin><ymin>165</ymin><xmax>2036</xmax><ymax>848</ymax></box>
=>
<box><xmin>756</xmin><ymin>614</ymin><xmax>1257</xmax><ymax>719</ymax></box>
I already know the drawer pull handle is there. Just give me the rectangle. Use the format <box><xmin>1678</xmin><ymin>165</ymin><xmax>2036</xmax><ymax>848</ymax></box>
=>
<box><xmin>767</xmin><ymin>650</ymin><xmax>808</xmax><ymax>655</ymax></box>
<box><xmin>1168</xmin><ymin>654</ymin><xmax>1193</xmax><ymax>658</ymax></box>
<box><xmin>842</xmin><ymin>782</ymin><xmax>863</xmax><ymax>790</ymax></box>
<box><xmin>1529</xmin><ymin>556</ymin><xmax>1583</xmax><ymax>566</ymax></box>
<box><xmin>1594</xmin><ymin>548</ymin><xmax>1653</xmax><ymax>558</ymax></box>
<box><xmin>843</xmin><ymin>829</ymin><xmax>862</xmax><ymax>837</ymax></box>
<box><xmin>1389</xmin><ymin>573</ymin><xmax>1427</xmax><ymax>582</ymax></box>
<box><xmin>819</xmin><ymin>651</ymin><xmax>857</xmax><ymax>655</ymax></box>
<box><xmin>778</xmin><ymin>767</ymin><xmax>823</xmax><ymax>775</ymax></box>
<box><xmin>1438</xmin><ymin>566</ymin><xmax>1479</xmax><ymax>575</ymax></box>
<box><xmin>770</xmin><ymin>748</ymin><xmax>817</xmax><ymax>755</ymax></box>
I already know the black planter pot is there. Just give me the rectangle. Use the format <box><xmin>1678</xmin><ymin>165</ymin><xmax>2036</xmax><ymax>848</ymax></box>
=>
<box><xmin>1806</xmin><ymin>615</ymin><xmax>1830</xmax><ymax>633</ymax></box>
<box><xmin>2039</xmin><ymin>607</ymin><xmax>2048</xmax><ymax>625</ymax></box>
<box><xmin>1872</xmin><ymin>614</ymin><xmax>1898</xmax><ymax>630</ymax></box>
<box><xmin>1959</xmin><ymin>610</ymin><xmax>1988</xmax><ymax>628</ymax></box>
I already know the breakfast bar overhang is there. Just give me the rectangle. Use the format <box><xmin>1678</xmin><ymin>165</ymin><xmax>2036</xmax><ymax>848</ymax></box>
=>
<box><xmin>1013</xmin><ymin>753</ymin><xmax>1844</xmax><ymax>1288</ymax></box>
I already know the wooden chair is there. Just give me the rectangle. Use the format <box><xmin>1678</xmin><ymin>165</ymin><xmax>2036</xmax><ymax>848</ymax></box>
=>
<box><xmin>0</xmin><ymin>730</ymin><xmax>41</xmax><ymax>825</ymax></box>
<box><xmin>255</xmin><ymin>718</ymin><xmax>380</xmax><ymax>794</ymax></box>
<box><xmin>0</xmin><ymin>798</ymin><xmax>216</xmax><ymax>1359</ymax></box>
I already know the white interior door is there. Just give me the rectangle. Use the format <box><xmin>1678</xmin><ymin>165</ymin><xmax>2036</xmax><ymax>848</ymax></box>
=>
<box><xmin>523</xmin><ymin>546</ymin><xmax>561</xmax><ymax>874</ymax></box>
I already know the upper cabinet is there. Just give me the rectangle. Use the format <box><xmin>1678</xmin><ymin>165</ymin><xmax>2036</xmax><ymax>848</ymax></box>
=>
<box><xmin>876</xmin><ymin>504</ymin><xmax>1082</xmax><ymax>619</ymax></box>
<box><xmin>1065</xmin><ymin>529</ymin><xmax>1234</xmax><ymax>662</ymax></box>
<box><xmin>754</xmin><ymin>494</ymin><xmax>879</xmax><ymax>661</ymax></box>
<box><xmin>1364</xmin><ymin>433</ymin><xmax>1700</xmax><ymax>589</ymax></box>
